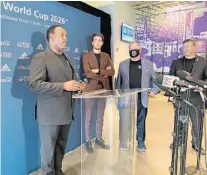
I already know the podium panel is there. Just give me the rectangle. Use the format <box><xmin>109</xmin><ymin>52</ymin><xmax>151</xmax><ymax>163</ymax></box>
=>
<box><xmin>73</xmin><ymin>88</ymin><xmax>150</xmax><ymax>175</ymax></box>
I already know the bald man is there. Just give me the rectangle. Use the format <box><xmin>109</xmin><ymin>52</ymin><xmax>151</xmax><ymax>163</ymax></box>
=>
<box><xmin>30</xmin><ymin>25</ymin><xmax>85</xmax><ymax>175</ymax></box>
<box><xmin>116</xmin><ymin>42</ymin><xmax>159</xmax><ymax>152</ymax></box>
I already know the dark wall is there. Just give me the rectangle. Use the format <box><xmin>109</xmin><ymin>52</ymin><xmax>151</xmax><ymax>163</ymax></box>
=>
<box><xmin>59</xmin><ymin>1</ymin><xmax>113</xmax><ymax>88</ymax></box>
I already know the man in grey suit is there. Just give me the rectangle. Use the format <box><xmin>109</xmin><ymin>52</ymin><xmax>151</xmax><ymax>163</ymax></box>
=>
<box><xmin>29</xmin><ymin>25</ymin><xmax>85</xmax><ymax>175</ymax></box>
<box><xmin>116</xmin><ymin>42</ymin><xmax>159</xmax><ymax>152</ymax></box>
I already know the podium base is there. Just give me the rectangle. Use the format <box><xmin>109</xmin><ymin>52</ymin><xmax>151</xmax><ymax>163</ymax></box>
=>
<box><xmin>186</xmin><ymin>166</ymin><xmax>206</xmax><ymax>175</ymax></box>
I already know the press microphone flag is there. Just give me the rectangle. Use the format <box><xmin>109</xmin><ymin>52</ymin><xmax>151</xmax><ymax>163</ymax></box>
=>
<box><xmin>162</xmin><ymin>75</ymin><xmax>179</xmax><ymax>88</ymax></box>
<box><xmin>155</xmin><ymin>74</ymin><xmax>194</xmax><ymax>88</ymax></box>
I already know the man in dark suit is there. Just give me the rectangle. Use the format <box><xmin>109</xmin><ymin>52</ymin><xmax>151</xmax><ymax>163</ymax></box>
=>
<box><xmin>82</xmin><ymin>33</ymin><xmax>115</xmax><ymax>153</ymax></box>
<box><xmin>169</xmin><ymin>39</ymin><xmax>207</xmax><ymax>155</ymax></box>
<box><xmin>29</xmin><ymin>25</ymin><xmax>85</xmax><ymax>175</ymax></box>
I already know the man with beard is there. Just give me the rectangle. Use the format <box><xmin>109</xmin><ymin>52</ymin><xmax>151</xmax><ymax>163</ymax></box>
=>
<box><xmin>30</xmin><ymin>25</ymin><xmax>85</xmax><ymax>175</ymax></box>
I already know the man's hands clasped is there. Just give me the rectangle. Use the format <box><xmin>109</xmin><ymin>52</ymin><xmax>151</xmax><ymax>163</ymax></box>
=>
<box><xmin>63</xmin><ymin>80</ymin><xmax>86</xmax><ymax>92</ymax></box>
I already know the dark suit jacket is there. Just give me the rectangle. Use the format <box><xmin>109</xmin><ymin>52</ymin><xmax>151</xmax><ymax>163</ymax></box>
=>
<box><xmin>169</xmin><ymin>55</ymin><xmax>207</xmax><ymax>105</ymax></box>
<box><xmin>29</xmin><ymin>49</ymin><xmax>76</xmax><ymax>125</ymax></box>
<box><xmin>82</xmin><ymin>51</ymin><xmax>115</xmax><ymax>92</ymax></box>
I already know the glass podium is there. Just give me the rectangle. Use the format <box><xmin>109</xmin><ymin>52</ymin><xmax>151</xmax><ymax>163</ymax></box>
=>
<box><xmin>73</xmin><ymin>88</ymin><xmax>150</xmax><ymax>175</ymax></box>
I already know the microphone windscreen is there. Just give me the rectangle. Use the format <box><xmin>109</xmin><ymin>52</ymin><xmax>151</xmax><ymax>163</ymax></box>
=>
<box><xmin>155</xmin><ymin>74</ymin><xmax>164</xmax><ymax>85</ymax></box>
<box><xmin>176</xmin><ymin>70</ymin><xmax>189</xmax><ymax>80</ymax></box>
<box><xmin>155</xmin><ymin>82</ymin><xmax>177</xmax><ymax>97</ymax></box>
<box><xmin>155</xmin><ymin>82</ymin><xmax>170</xmax><ymax>92</ymax></box>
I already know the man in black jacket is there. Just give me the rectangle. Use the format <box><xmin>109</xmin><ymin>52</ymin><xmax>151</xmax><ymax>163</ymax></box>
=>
<box><xmin>169</xmin><ymin>39</ymin><xmax>207</xmax><ymax>155</ymax></box>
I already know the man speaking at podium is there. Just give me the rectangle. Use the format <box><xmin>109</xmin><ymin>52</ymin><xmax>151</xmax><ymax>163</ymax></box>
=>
<box><xmin>169</xmin><ymin>39</ymin><xmax>207</xmax><ymax>155</ymax></box>
<box><xmin>30</xmin><ymin>25</ymin><xmax>85</xmax><ymax>175</ymax></box>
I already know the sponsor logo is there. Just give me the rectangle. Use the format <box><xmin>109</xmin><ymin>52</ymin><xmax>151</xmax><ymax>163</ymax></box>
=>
<box><xmin>73</xmin><ymin>65</ymin><xmax>80</xmax><ymax>69</ymax></box>
<box><xmin>18</xmin><ymin>76</ymin><xmax>30</xmax><ymax>82</ymax></box>
<box><xmin>1</xmin><ymin>64</ymin><xmax>11</xmax><ymax>72</ymax></box>
<box><xmin>0</xmin><ymin>52</ymin><xmax>12</xmax><ymax>58</ymax></box>
<box><xmin>201</xmin><ymin>31</ymin><xmax>207</xmax><ymax>37</ymax></box>
<box><xmin>73</xmin><ymin>57</ymin><xmax>80</xmax><ymax>60</ymax></box>
<box><xmin>36</xmin><ymin>44</ymin><xmax>44</xmax><ymax>50</ymax></box>
<box><xmin>196</xmin><ymin>41</ymin><xmax>204</xmax><ymax>47</ymax></box>
<box><xmin>0</xmin><ymin>41</ymin><xmax>11</xmax><ymax>46</ymax></box>
<box><xmin>74</xmin><ymin>48</ymin><xmax>79</xmax><ymax>53</ymax></box>
<box><xmin>83</xmin><ymin>49</ymin><xmax>88</xmax><ymax>53</ymax></box>
<box><xmin>1</xmin><ymin>77</ymin><xmax>12</xmax><ymax>83</ymax></box>
<box><xmin>17</xmin><ymin>42</ymin><xmax>30</xmax><ymax>48</ymax></box>
<box><xmin>18</xmin><ymin>65</ymin><xmax>30</xmax><ymax>70</ymax></box>
<box><xmin>19</xmin><ymin>52</ymin><xmax>29</xmax><ymax>59</ymax></box>
<box><xmin>65</xmin><ymin>47</ymin><xmax>70</xmax><ymax>52</ymax></box>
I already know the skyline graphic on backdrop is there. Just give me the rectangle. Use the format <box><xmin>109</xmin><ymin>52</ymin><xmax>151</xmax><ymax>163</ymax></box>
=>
<box><xmin>136</xmin><ymin>2</ymin><xmax>207</xmax><ymax>73</ymax></box>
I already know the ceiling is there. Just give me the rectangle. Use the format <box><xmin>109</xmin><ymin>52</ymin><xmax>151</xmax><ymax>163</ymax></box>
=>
<box><xmin>133</xmin><ymin>1</ymin><xmax>207</xmax><ymax>40</ymax></box>
<box><xmin>132</xmin><ymin>1</ymin><xmax>204</xmax><ymax>16</ymax></box>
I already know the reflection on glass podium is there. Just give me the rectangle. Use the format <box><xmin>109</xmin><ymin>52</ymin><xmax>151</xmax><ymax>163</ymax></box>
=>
<box><xmin>73</xmin><ymin>88</ymin><xmax>150</xmax><ymax>175</ymax></box>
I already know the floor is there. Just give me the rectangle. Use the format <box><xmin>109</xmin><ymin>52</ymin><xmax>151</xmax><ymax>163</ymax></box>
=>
<box><xmin>34</xmin><ymin>93</ymin><xmax>207</xmax><ymax>175</ymax></box>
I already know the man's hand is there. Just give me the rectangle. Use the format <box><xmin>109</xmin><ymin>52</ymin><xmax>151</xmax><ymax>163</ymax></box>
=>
<box><xmin>148</xmin><ymin>91</ymin><xmax>155</xmax><ymax>96</ymax></box>
<box><xmin>91</xmin><ymin>69</ymin><xmax>99</xmax><ymax>73</ymax></box>
<box><xmin>106</xmin><ymin>66</ymin><xmax>111</xmax><ymax>70</ymax></box>
<box><xmin>63</xmin><ymin>80</ymin><xmax>81</xmax><ymax>91</ymax></box>
<box><xmin>79</xmin><ymin>82</ymin><xmax>86</xmax><ymax>91</ymax></box>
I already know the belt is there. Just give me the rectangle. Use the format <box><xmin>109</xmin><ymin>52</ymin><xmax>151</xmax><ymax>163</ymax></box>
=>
<box><xmin>97</xmin><ymin>84</ymin><xmax>103</xmax><ymax>89</ymax></box>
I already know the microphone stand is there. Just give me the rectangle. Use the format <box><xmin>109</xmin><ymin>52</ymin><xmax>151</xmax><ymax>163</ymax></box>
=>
<box><xmin>169</xmin><ymin>88</ymin><xmax>192</xmax><ymax>175</ymax></box>
<box><xmin>155</xmin><ymin>81</ymin><xmax>206</xmax><ymax>174</ymax></box>
<box><xmin>185</xmin><ymin>89</ymin><xmax>207</xmax><ymax>175</ymax></box>
<box><xmin>180</xmin><ymin>89</ymin><xmax>191</xmax><ymax>175</ymax></box>
<box><xmin>169</xmin><ymin>89</ymin><xmax>181</xmax><ymax>175</ymax></box>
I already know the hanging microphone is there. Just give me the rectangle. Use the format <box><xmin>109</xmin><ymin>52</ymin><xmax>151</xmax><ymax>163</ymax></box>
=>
<box><xmin>155</xmin><ymin>74</ymin><xmax>196</xmax><ymax>89</ymax></box>
<box><xmin>176</xmin><ymin>70</ymin><xmax>207</xmax><ymax>89</ymax></box>
<box><xmin>155</xmin><ymin>80</ymin><xmax>195</xmax><ymax>107</ymax></box>
<box><xmin>155</xmin><ymin>82</ymin><xmax>177</xmax><ymax>96</ymax></box>
<box><xmin>155</xmin><ymin>80</ymin><xmax>194</xmax><ymax>107</ymax></box>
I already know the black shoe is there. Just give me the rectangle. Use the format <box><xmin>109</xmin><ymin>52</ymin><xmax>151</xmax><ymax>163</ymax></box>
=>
<box><xmin>95</xmin><ymin>138</ymin><xmax>110</xmax><ymax>150</ymax></box>
<box><xmin>192</xmin><ymin>145</ymin><xmax>205</xmax><ymax>155</ymax></box>
<box><xmin>85</xmin><ymin>141</ymin><xmax>93</xmax><ymax>153</ymax></box>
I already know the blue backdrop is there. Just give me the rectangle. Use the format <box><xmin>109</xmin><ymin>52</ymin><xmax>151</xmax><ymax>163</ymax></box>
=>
<box><xmin>1</xmin><ymin>1</ymin><xmax>100</xmax><ymax>175</ymax></box>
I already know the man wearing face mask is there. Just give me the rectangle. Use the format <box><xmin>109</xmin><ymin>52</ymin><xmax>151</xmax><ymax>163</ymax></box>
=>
<box><xmin>116</xmin><ymin>42</ymin><xmax>159</xmax><ymax>152</ymax></box>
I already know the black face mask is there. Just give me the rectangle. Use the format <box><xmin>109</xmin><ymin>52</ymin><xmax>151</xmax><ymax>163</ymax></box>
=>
<box><xmin>129</xmin><ymin>49</ymin><xmax>140</xmax><ymax>58</ymax></box>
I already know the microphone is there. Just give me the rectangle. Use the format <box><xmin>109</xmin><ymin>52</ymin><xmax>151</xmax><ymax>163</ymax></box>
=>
<box><xmin>176</xmin><ymin>70</ymin><xmax>207</xmax><ymax>89</ymax></box>
<box><xmin>155</xmin><ymin>82</ymin><xmax>177</xmax><ymax>97</ymax></box>
<box><xmin>155</xmin><ymin>74</ymin><xmax>194</xmax><ymax>89</ymax></box>
<box><xmin>155</xmin><ymin>81</ymin><xmax>194</xmax><ymax>107</ymax></box>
